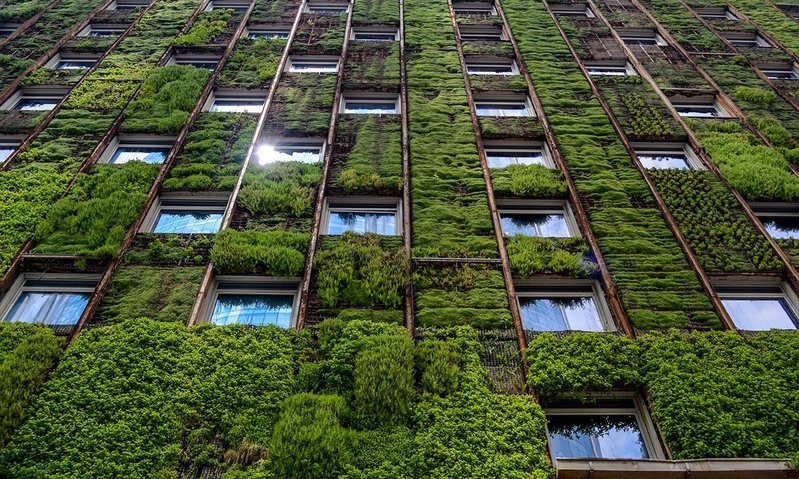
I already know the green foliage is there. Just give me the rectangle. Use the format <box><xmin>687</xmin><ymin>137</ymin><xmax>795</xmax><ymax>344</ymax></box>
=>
<box><xmin>527</xmin><ymin>330</ymin><xmax>799</xmax><ymax>460</ymax></box>
<box><xmin>238</xmin><ymin>162</ymin><xmax>321</xmax><ymax>219</ymax></box>
<box><xmin>490</xmin><ymin>164</ymin><xmax>567</xmax><ymax>198</ymax></box>
<box><xmin>217</xmin><ymin>38</ymin><xmax>285</xmax><ymax>88</ymax></box>
<box><xmin>164</xmin><ymin>113</ymin><xmax>257</xmax><ymax>191</ymax></box>
<box><xmin>64</xmin><ymin>80</ymin><xmax>139</xmax><ymax>112</ymax></box>
<box><xmin>620</xmin><ymin>93</ymin><xmax>673</xmax><ymax>137</ymax></box>
<box><xmin>174</xmin><ymin>9</ymin><xmax>232</xmax><ymax>46</ymax></box>
<box><xmin>122</xmin><ymin>66</ymin><xmax>210</xmax><ymax>134</ymax></box>
<box><xmin>270</xmin><ymin>74</ymin><xmax>337</xmax><ymax>136</ymax></box>
<box><xmin>123</xmin><ymin>234</ymin><xmax>210</xmax><ymax>265</ymax></box>
<box><xmin>415</xmin><ymin>340</ymin><xmax>460</xmax><ymax>396</ymax></box>
<box><xmin>99</xmin><ymin>266</ymin><xmax>204</xmax><ymax>323</ymax></box>
<box><xmin>314</xmin><ymin>233</ymin><xmax>409</xmax><ymax>308</ymax></box>
<box><xmin>649</xmin><ymin>169</ymin><xmax>783</xmax><ymax>273</ymax></box>
<box><xmin>334</xmin><ymin>309</ymin><xmax>404</xmax><ymax>324</ymax></box>
<box><xmin>211</xmin><ymin>229</ymin><xmax>309</xmax><ymax>276</ymax></box>
<box><xmin>353</xmin><ymin>335</ymin><xmax>415</xmax><ymax>428</ymax></box>
<box><xmin>33</xmin><ymin>163</ymin><xmax>160</xmax><ymax>258</ymax></box>
<box><xmin>333</xmin><ymin>115</ymin><xmax>402</xmax><ymax>194</ymax></box>
<box><xmin>0</xmin><ymin>324</ymin><xmax>64</xmax><ymax>448</ymax></box>
<box><xmin>507</xmin><ymin>236</ymin><xmax>598</xmax><ymax>278</ymax></box>
<box><xmin>343</xmin><ymin>43</ymin><xmax>401</xmax><ymax>89</ymax></box>
<box><xmin>734</xmin><ymin>86</ymin><xmax>776</xmax><ymax>106</ymax></box>
<box><xmin>352</xmin><ymin>0</ymin><xmax>399</xmax><ymax>22</ymax></box>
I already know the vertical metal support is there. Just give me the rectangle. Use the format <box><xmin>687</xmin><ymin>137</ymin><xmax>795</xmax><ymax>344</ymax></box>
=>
<box><xmin>0</xmin><ymin>0</ymin><xmax>63</xmax><ymax>48</ymax></box>
<box><xmin>398</xmin><ymin>0</ymin><xmax>415</xmax><ymax>332</ymax></box>
<box><xmin>295</xmin><ymin>2</ymin><xmax>355</xmax><ymax>329</ymax></box>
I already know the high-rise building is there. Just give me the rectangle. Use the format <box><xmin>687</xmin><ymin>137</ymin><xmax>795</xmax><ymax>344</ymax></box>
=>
<box><xmin>0</xmin><ymin>0</ymin><xmax>797</xmax><ymax>476</ymax></box>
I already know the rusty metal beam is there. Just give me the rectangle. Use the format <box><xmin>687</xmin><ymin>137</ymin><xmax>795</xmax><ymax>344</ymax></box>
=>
<box><xmin>398</xmin><ymin>0</ymin><xmax>415</xmax><ymax>332</ymax></box>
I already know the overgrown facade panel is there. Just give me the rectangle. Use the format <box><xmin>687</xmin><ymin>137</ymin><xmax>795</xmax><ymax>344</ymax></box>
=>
<box><xmin>0</xmin><ymin>0</ymin><xmax>798</xmax><ymax>477</ymax></box>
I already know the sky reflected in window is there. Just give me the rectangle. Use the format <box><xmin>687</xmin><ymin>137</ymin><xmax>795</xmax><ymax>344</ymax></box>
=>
<box><xmin>327</xmin><ymin>211</ymin><xmax>396</xmax><ymax>235</ymax></box>
<box><xmin>211</xmin><ymin>294</ymin><xmax>293</xmax><ymax>327</ymax></box>
<box><xmin>520</xmin><ymin>296</ymin><xmax>603</xmax><ymax>331</ymax></box>
<box><xmin>153</xmin><ymin>210</ymin><xmax>222</xmax><ymax>234</ymax></box>
<box><xmin>5</xmin><ymin>292</ymin><xmax>90</xmax><ymax>325</ymax></box>
<box><xmin>548</xmin><ymin>414</ymin><xmax>649</xmax><ymax>459</ymax></box>
<box><xmin>721</xmin><ymin>297</ymin><xmax>798</xmax><ymax>330</ymax></box>
<box><xmin>501</xmin><ymin>212</ymin><xmax>570</xmax><ymax>237</ymax></box>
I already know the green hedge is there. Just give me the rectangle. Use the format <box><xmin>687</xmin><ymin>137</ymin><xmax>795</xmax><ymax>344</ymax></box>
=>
<box><xmin>332</xmin><ymin>115</ymin><xmax>403</xmax><ymax>194</ymax></box>
<box><xmin>211</xmin><ymin>228</ymin><xmax>309</xmax><ymax>277</ymax></box>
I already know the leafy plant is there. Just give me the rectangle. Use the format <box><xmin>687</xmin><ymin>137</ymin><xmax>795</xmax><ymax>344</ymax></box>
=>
<box><xmin>174</xmin><ymin>9</ymin><xmax>232</xmax><ymax>46</ymax></box>
<box><xmin>210</xmin><ymin>229</ymin><xmax>309</xmax><ymax>276</ymax></box>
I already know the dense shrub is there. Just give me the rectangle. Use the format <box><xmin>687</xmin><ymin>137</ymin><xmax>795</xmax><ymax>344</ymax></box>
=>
<box><xmin>506</xmin><ymin>236</ymin><xmax>598</xmax><ymax>278</ymax></box>
<box><xmin>238</xmin><ymin>162</ymin><xmax>321</xmax><ymax>219</ymax></box>
<box><xmin>217</xmin><ymin>38</ymin><xmax>285</xmax><ymax>88</ymax></box>
<box><xmin>174</xmin><ymin>9</ymin><xmax>232</xmax><ymax>46</ymax></box>
<box><xmin>210</xmin><ymin>229</ymin><xmax>309</xmax><ymax>277</ymax></box>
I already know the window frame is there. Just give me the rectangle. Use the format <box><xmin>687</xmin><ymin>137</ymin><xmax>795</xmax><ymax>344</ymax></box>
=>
<box><xmin>45</xmin><ymin>52</ymin><xmax>99</xmax><ymax>70</ymax></box>
<box><xmin>670</xmin><ymin>95</ymin><xmax>733</xmax><ymax>118</ymax></box>
<box><xmin>722</xmin><ymin>31</ymin><xmax>773</xmax><ymax>48</ymax></box>
<box><xmin>0</xmin><ymin>135</ymin><xmax>23</xmax><ymax>164</ymax></box>
<box><xmin>205</xmin><ymin>0</ymin><xmax>250</xmax><ymax>12</ymax></box>
<box><xmin>473</xmin><ymin>93</ymin><xmax>535</xmax><ymax>117</ymax></box>
<box><xmin>204</xmin><ymin>89</ymin><xmax>267</xmax><ymax>113</ymax></box>
<box><xmin>286</xmin><ymin>55</ymin><xmax>340</xmax><ymax>73</ymax></box>
<box><xmin>140</xmin><ymin>192</ymin><xmax>229</xmax><ymax>234</ymax></box>
<box><xmin>167</xmin><ymin>54</ymin><xmax>220</xmax><ymax>70</ymax></box>
<box><xmin>305</xmin><ymin>1</ymin><xmax>350</xmax><ymax>13</ymax></box>
<box><xmin>78</xmin><ymin>23</ymin><xmax>127</xmax><ymax>37</ymax></box>
<box><xmin>483</xmin><ymin>140</ymin><xmax>554</xmax><ymax>169</ymax></box>
<box><xmin>245</xmin><ymin>26</ymin><xmax>290</xmax><ymax>39</ymax></box>
<box><xmin>351</xmin><ymin>27</ymin><xmax>398</xmax><ymax>41</ymax></box>
<box><xmin>0</xmin><ymin>24</ymin><xmax>22</xmax><ymax>36</ymax></box>
<box><xmin>714</xmin><ymin>276</ymin><xmax>799</xmax><ymax>331</ymax></box>
<box><xmin>452</xmin><ymin>1</ymin><xmax>496</xmax><ymax>15</ymax></box>
<box><xmin>515</xmin><ymin>279</ymin><xmax>616</xmax><ymax>332</ymax></box>
<box><xmin>753</xmin><ymin>202</ymin><xmax>799</xmax><ymax>240</ymax></box>
<box><xmin>618</xmin><ymin>29</ymin><xmax>667</xmax><ymax>46</ymax></box>
<box><xmin>256</xmin><ymin>137</ymin><xmax>326</xmax><ymax>164</ymax></box>
<box><xmin>98</xmin><ymin>135</ymin><xmax>175</xmax><ymax>165</ymax></box>
<box><xmin>632</xmin><ymin>142</ymin><xmax>704</xmax><ymax>170</ymax></box>
<box><xmin>458</xmin><ymin>24</ymin><xmax>507</xmax><ymax>41</ymax></box>
<box><xmin>757</xmin><ymin>62</ymin><xmax>799</xmax><ymax>80</ymax></box>
<box><xmin>695</xmin><ymin>7</ymin><xmax>738</xmax><ymax>20</ymax></box>
<box><xmin>322</xmin><ymin>197</ymin><xmax>403</xmax><ymax>236</ymax></box>
<box><xmin>0</xmin><ymin>273</ymin><xmax>100</xmax><ymax>326</ymax></box>
<box><xmin>0</xmin><ymin>86</ymin><xmax>68</xmax><ymax>111</ymax></box>
<box><xmin>465</xmin><ymin>56</ymin><xmax>519</xmax><ymax>76</ymax></box>
<box><xmin>550</xmin><ymin>3</ymin><xmax>595</xmax><ymax>17</ymax></box>
<box><xmin>585</xmin><ymin>60</ymin><xmax>637</xmax><ymax>77</ymax></box>
<box><xmin>544</xmin><ymin>393</ymin><xmax>665</xmax><ymax>462</ymax></box>
<box><xmin>201</xmin><ymin>276</ymin><xmax>301</xmax><ymax>328</ymax></box>
<box><xmin>339</xmin><ymin>93</ymin><xmax>400</xmax><ymax>114</ymax></box>
<box><xmin>497</xmin><ymin>199</ymin><xmax>581</xmax><ymax>238</ymax></box>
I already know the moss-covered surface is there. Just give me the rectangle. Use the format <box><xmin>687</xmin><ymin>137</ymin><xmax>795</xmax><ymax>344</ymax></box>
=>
<box><xmin>164</xmin><ymin>112</ymin><xmax>257</xmax><ymax>191</ymax></box>
<box><xmin>217</xmin><ymin>38</ymin><xmax>285</xmax><ymax>88</ymax></box>
<box><xmin>490</xmin><ymin>164</ymin><xmax>568</xmax><ymax>199</ymax></box>
<box><xmin>507</xmin><ymin>236</ymin><xmax>599</xmax><ymax>278</ymax></box>
<box><xmin>330</xmin><ymin>115</ymin><xmax>403</xmax><ymax>194</ymax></box>
<box><xmin>503</xmin><ymin>0</ymin><xmax>720</xmax><ymax>330</ymax></box>
<box><xmin>352</xmin><ymin>0</ymin><xmax>400</xmax><ymax>23</ymax></box>
<box><xmin>343</xmin><ymin>42</ymin><xmax>401</xmax><ymax>90</ymax></box>
<box><xmin>266</xmin><ymin>73</ymin><xmax>338</xmax><ymax>137</ymax></box>
<box><xmin>0</xmin><ymin>318</ymin><xmax>552</xmax><ymax>479</ymax></box>
<box><xmin>527</xmin><ymin>330</ymin><xmax>799</xmax><ymax>460</ymax></box>
<box><xmin>211</xmin><ymin>228</ymin><xmax>309</xmax><ymax>276</ymax></box>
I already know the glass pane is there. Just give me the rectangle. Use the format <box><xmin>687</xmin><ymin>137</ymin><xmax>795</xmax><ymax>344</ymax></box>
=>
<box><xmin>675</xmin><ymin>106</ymin><xmax>717</xmax><ymax>117</ymax></box>
<box><xmin>486</xmin><ymin>150</ymin><xmax>545</xmax><ymax>168</ymax></box>
<box><xmin>249</xmin><ymin>31</ymin><xmax>289</xmax><ymax>39</ymax></box>
<box><xmin>210</xmin><ymin>100</ymin><xmax>263</xmax><ymax>113</ymax></box>
<box><xmin>519</xmin><ymin>296</ymin><xmax>603</xmax><ymax>331</ymax></box>
<box><xmin>624</xmin><ymin>37</ymin><xmax>657</xmax><ymax>45</ymax></box>
<box><xmin>548</xmin><ymin>414</ymin><xmax>649</xmax><ymax>459</ymax></box>
<box><xmin>501</xmin><ymin>213</ymin><xmax>570</xmax><ymax>237</ymax></box>
<box><xmin>0</xmin><ymin>146</ymin><xmax>15</xmax><ymax>162</ymax></box>
<box><xmin>89</xmin><ymin>30</ymin><xmax>120</xmax><ymax>37</ymax></box>
<box><xmin>153</xmin><ymin>210</ymin><xmax>223</xmax><ymax>234</ymax></box>
<box><xmin>308</xmin><ymin>6</ymin><xmax>347</xmax><ymax>12</ymax></box>
<box><xmin>270</xmin><ymin>147</ymin><xmax>321</xmax><ymax>163</ymax></box>
<box><xmin>56</xmin><ymin>60</ymin><xmax>94</xmax><ymax>69</ymax></box>
<box><xmin>211</xmin><ymin>293</ymin><xmax>293</xmax><ymax>327</ymax></box>
<box><xmin>468</xmin><ymin>65</ymin><xmax>514</xmax><ymax>74</ymax></box>
<box><xmin>587</xmin><ymin>67</ymin><xmax>626</xmax><ymax>76</ymax></box>
<box><xmin>5</xmin><ymin>291</ymin><xmax>90</xmax><ymax>325</ymax></box>
<box><xmin>721</xmin><ymin>297</ymin><xmax>798</xmax><ymax>330</ymax></box>
<box><xmin>344</xmin><ymin>102</ymin><xmax>397</xmax><ymax>114</ymax></box>
<box><xmin>762</xmin><ymin>216</ymin><xmax>799</xmax><ymax>239</ymax></box>
<box><xmin>178</xmin><ymin>61</ymin><xmax>217</xmax><ymax>70</ymax></box>
<box><xmin>354</xmin><ymin>33</ymin><xmax>395</xmax><ymax>41</ymax></box>
<box><xmin>110</xmin><ymin>146</ymin><xmax>169</xmax><ymax>164</ymax></box>
<box><xmin>16</xmin><ymin>99</ymin><xmax>58</xmax><ymax>111</ymax></box>
<box><xmin>763</xmin><ymin>70</ymin><xmax>797</xmax><ymax>79</ymax></box>
<box><xmin>476</xmin><ymin>103</ymin><xmax>529</xmax><ymax>117</ymax></box>
<box><xmin>289</xmin><ymin>63</ymin><xmax>338</xmax><ymax>72</ymax></box>
<box><xmin>638</xmin><ymin>153</ymin><xmax>690</xmax><ymax>170</ymax></box>
<box><xmin>327</xmin><ymin>211</ymin><xmax>397</xmax><ymax>235</ymax></box>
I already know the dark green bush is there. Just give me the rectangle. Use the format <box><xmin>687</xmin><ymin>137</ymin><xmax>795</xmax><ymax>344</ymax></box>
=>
<box><xmin>506</xmin><ymin>236</ymin><xmax>598</xmax><ymax>278</ymax></box>
<box><xmin>353</xmin><ymin>334</ymin><xmax>414</xmax><ymax>428</ymax></box>
<box><xmin>210</xmin><ymin>229</ymin><xmax>309</xmax><ymax>276</ymax></box>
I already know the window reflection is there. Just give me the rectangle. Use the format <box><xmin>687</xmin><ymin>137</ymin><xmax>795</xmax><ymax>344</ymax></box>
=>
<box><xmin>211</xmin><ymin>294</ymin><xmax>293</xmax><ymax>327</ymax></box>
<box><xmin>343</xmin><ymin>102</ymin><xmax>397</xmax><ymax>114</ymax></box>
<box><xmin>0</xmin><ymin>146</ymin><xmax>15</xmax><ymax>162</ymax></box>
<box><xmin>110</xmin><ymin>147</ymin><xmax>169</xmax><ymax>164</ymax></box>
<box><xmin>519</xmin><ymin>296</ymin><xmax>603</xmax><ymax>331</ymax></box>
<box><xmin>16</xmin><ymin>99</ymin><xmax>58</xmax><ymax>111</ymax></box>
<box><xmin>153</xmin><ymin>210</ymin><xmax>223</xmax><ymax>234</ymax></box>
<box><xmin>500</xmin><ymin>213</ymin><xmax>570</xmax><ymax>237</ymax></box>
<box><xmin>476</xmin><ymin>102</ymin><xmax>529</xmax><ymax>117</ymax></box>
<box><xmin>548</xmin><ymin>414</ymin><xmax>649</xmax><ymax>459</ymax></box>
<box><xmin>638</xmin><ymin>153</ymin><xmax>690</xmax><ymax>170</ymax></box>
<box><xmin>721</xmin><ymin>297</ymin><xmax>798</xmax><ymax>330</ymax></box>
<box><xmin>210</xmin><ymin>100</ymin><xmax>264</xmax><ymax>113</ymax></box>
<box><xmin>486</xmin><ymin>150</ymin><xmax>545</xmax><ymax>168</ymax></box>
<box><xmin>761</xmin><ymin>216</ymin><xmax>799</xmax><ymax>240</ymax></box>
<box><xmin>5</xmin><ymin>292</ymin><xmax>90</xmax><ymax>325</ymax></box>
<box><xmin>327</xmin><ymin>211</ymin><xmax>397</xmax><ymax>235</ymax></box>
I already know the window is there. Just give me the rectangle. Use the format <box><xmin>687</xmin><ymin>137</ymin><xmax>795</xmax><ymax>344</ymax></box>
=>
<box><xmin>142</xmin><ymin>194</ymin><xmax>228</xmax><ymax>234</ymax></box>
<box><xmin>498</xmin><ymin>201</ymin><xmax>578</xmax><ymax>238</ymax></box>
<box><xmin>247</xmin><ymin>27</ymin><xmax>290</xmax><ymax>39</ymax></box>
<box><xmin>341</xmin><ymin>94</ymin><xmax>399</xmax><ymax>114</ymax></box>
<box><xmin>351</xmin><ymin>27</ymin><xmax>398</xmax><ymax>41</ymax></box>
<box><xmin>46</xmin><ymin>53</ymin><xmax>98</xmax><ymax>70</ymax></box>
<box><xmin>695</xmin><ymin>7</ymin><xmax>738</xmax><ymax>20</ymax></box>
<box><xmin>759</xmin><ymin>64</ymin><xmax>799</xmax><ymax>80</ymax></box>
<box><xmin>474</xmin><ymin>94</ymin><xmax>533</xmax><ymax>117</ymax></box>
<box><xmin>0</xmin><ymin>138</ymin><xmax>20</xmax><ymax>163</ymax></box>
<box><xmin>484</xmin><ymin>141</ymin><xmax>552</xmax><ymax>168</ymax></box>
<box><xmin>0</xmin><ymin>24</ymin><xmax>21</xmax><ymax>36</ymax></box>
<box><xmin>80</xmin><ymin>24</ymin><xmax>126</xmax><ymax>37</ymax></box>
<box><xmin>756</xmin><ymin>206</ymin><xmax>799</xmax><ymax>240</ymax></box>
<box><xmin>206</xmin><ymin>0</ymin><xmax>249</xmax><ymax>12</ymax></box>
<box><xmin>634</xmin><ymin>143</ymin><xmax>701</xmax><ymax>170</ymax></box>
<box><xmin>585</xmin><ymin>61</ymin><xmax>635</xmax><ymax>77</ymax></box>
<box><xmin>550</xmin><ymin>3</ymin><xmax>595</xmax><ymax>17</ymax></box>
<box><xmin>100</xmin><ymin>136</ymin><xmax>173</xmax><ymax>164</ymax></box>
<box><xmin>306</xmin><ymin>2</ymin><xmax>349</xmax><ymax>13</ymax></box>
<box><xmin>517</xmin><ymin>281</ymin><xmax>613</xmax><ymax>332</ymax></box>
<box><xmin>170</xmin><ymin>54</ymin><xmax>219</xmax><ymax>70</ymax></box>
<box><xmin>257</xmin><ymin>139</ymin><xmax>325</xmax><ymax>164</ymax></box>
<box><xmin>619</xmin><ymin>30</ymin><xmax>666</xmax><ymax>46</ymax></box>
<box><xmin>459</xmin><ymin>25</ymin><xmax>505</xmax><ymax>41</ymax></box>
<box><xmin>324</xmin><ymin>198</ymin><xmax>401</xmax><ymax>235</ymax></box>
<box><xmin>453</xmin><ymin>2</ymin><xmax>495</xmax><ymax>15</ymax></box>
<box><xmin>722</xmin><ymin>31</ymin><xmax>772</xmax><ymax>47</ymax></box>
<box><xmin>670</xmin><ymin>96</ymin><xmax>731</xmax><ymax>118</ymax></box>
<box><xmin>108</xmin><ymin>0</ymin><xmax>149</xmax><ymax>10</ymax></box>
<box><xmin>287</xmin><ymin>56</ymin><xmax>339</xmax><ymax>73</ymax></box>
<box><xmin>718</xmin><ymin>282</ymin><xmax>799</xmax><ymax>330</ymax></box>
<box><xmin>206</xmin><ymin>278</ymin><xmax>299</xmax><ymax>327</ymax></box>
<box><xmin>206</xmin><ymin>90</ymin><xmax>266</xmax><ymax>113</ymax></box>
<box><xmin>0</xmin><ymin>274</ymin><xmax>97</xmax><ymax>326</ymax></box>
<box><xmin>466</xmin><ymin>57</ymin><xmax>518</xmax><ymax>75</ymax></box>
<box><xmin>1</xmin><ymin>87</ymin><xmax>67</xmax><ymax>112</ymax></box>
<box><xmin>777</xmin><ymin>4</ymin><xmax>799</xmax><ymax>20</ymax></box>
<box><xmin>546</xmin><ymin>397</ymin><xmax>662</xmax><ymax>460</ymax></box>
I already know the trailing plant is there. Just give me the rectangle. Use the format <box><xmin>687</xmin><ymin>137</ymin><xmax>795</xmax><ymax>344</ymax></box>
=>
<box><xmin>32</xmin><ymin>163</ymin><xmax>160</xmax><ymax>258</ymax></box>
<box><xmin>217</xmin><ymin>38</ymin><xmax>285</xmax><ymax>88</ymax></box>
<box><xmin>0</xmin><ymin>323</ymin><xmax>64</xmax><ymax>448</ymax></box>
<box><xmin>210</xmin><ymin>229</ymin><xmax>309</xmax><ymax>276</ymax></box>
<box><xmin>64</xmin><ymin>80</ymin><xmax>140</xmax><ymax>112</ymax></box>
<box><xmin>314</xmin><ymin>233</ymin><xmax>409</xmax><ymax>308</ymax></box>
<box><xmin>123</xmin><ymin>234</ymin><xmax>211</xmax><ymax>265</ymax></box>
<box><xmin>121</xmin><ymin>65</ymin><xmax>210</xmax><ymax>134</ymax></box>
<box><xmin>164</xmin><ymin>113</ymin><xmax>257</xmax><ymax>191</ymax></box>
<box><xmin>506</xmin><ymin>236</ymin><xmax>598</xmax><ymax>278</ymax></box>
<box><xmin>98</xmin><ymin>266</ymin><xmax>205</xmax><ymax>323</ymax></box>
<box><xmin>174</xmin><ymin>9</ymin><xmax>233</xmax><ymax>46</ymax></box>
<box><xmin>238</xmin><ymin>161</ymin><xmax>321</xmax><ymax>221</ymax></box>
<box><xmin>332</xmin><ymin>115</ymin><xmax>402</xmax><ymax>194</ymax></box>
<box><xmin>490</xmin><ymin>164</ymin><xmax>567</xmax><ymax>198</ymax></box>
<box><xmin>527</xmin><ymin>330</ymin><xmax>799</xmax><ymax>460</ymax></box>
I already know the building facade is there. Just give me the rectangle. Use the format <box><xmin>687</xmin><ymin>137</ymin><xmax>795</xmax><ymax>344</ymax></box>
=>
<box><xmin>0</xmin><ymin>0</ymin><xmax>798</xmax><ymax>476</ymax></box>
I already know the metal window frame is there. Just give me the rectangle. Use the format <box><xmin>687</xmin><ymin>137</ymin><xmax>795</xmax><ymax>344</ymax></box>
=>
<box><xmin>453</xmin><ymin>1</ymin><xmax>497</xmax><ymax>15</ymax></box>
<box><xmin>458</xmin><ymin>24</ymin><xmax>507</xmax><ymax>41</ymax></box>
<box><xmin>44</xmin><ymin>52</ymin><xmax>100</xmax><ymax>70</ymax></box>
<box><xmin>286</xmin><ymin>55</ymin><xmax>341</xmax><ymax>73</ymax></box>
<box><xmin>256</xmin><ymin>137</ymin><xmax>327</xmax><ymax>165</ymax></box>
<box><xmin>200</xmin><ymin>275</ymin><xmax>302</xmax><ymax>327</ymax></box>
<box><xmin>350</xmin><ymin>26</ymin><xmax>399</xmax><ymax>41</ymax></box>
<box><xmin>465</xmin><ymin>56</ymin><xmax>519</xmax><ymax>75</ymax></box>
<box><xmin>483</xmin><ymin>140</ymin><xmax>554</xmax><ymax>168</ymax></box>
<box><xmin>339</xmin><ymin>92</ymin><xmax>400</xmax><ymax>114</ymax></box>
<box><xmin>473</xmin><ymin>92</ymin><xmax>535</xmax><ymax>117</ymax></box>
<box><xmin>244</xmin><ymin>26</ymin><xmax>291</xmax><ymax>39</ymax></box>
<box><xmin>0</xmin><ymin>273</ymin><xmax>100</xmax><ymax>324</ymax></box>
<box><xmin>632</xmin><ymin>142</ymin><xmax>704</xmax><ymax>170</ymax></box>
<box><xmin>322</xmin><ymin>196</ymin><xmax>403</xmax><ymax>236</ymax></box>
<box><xmin>305</xmin><ymin>1</ymin><xmax>350</xmax><ymax>13</ymax></box>
<box><xmin>203</xmin><ymin>88</ymin><xmax>267</xmax><ymax>113</ymax></box>
<box><xmin>98</xmin><ymin>135</ymin><xmax>176</xmax><ymax>165</ymax></box>
<box><xmin>78</xmin><ymin>23</ymin><xmax>127</xmax><ymax>37</ymax></box>
<box><xmin>515</xmin><ymin>278</ymin><xmax>616</xmax><ymax>332</ymax></box>
<box><xmin>714</xmin><ymin>276</ymin><xmax>799</xmax><ymax>330</ymax></box>
<box><xmin>496</xmin><ymin>199</ymin><xmax>581</xmax><ymax>238</ymax></box>
<box><xmin>140</xmin><ymin>192</ymin><xmax>230</xmax><ymax>233</ymax></box>
<box><xmin>584</xmin><ymin>60</ymin><xmax>637</xmax><ymax>77</ymax></box>
<box><xmin>0</xmin><ymin>86</ymin><xmax>69</xmax><ymax>111</ymax></box>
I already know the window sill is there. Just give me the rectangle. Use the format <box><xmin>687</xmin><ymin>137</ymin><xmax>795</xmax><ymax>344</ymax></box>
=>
<box><xmin>556</xmin><ymin>458</ymin><xmax>795</xmax><ymax>479</ymax></box>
